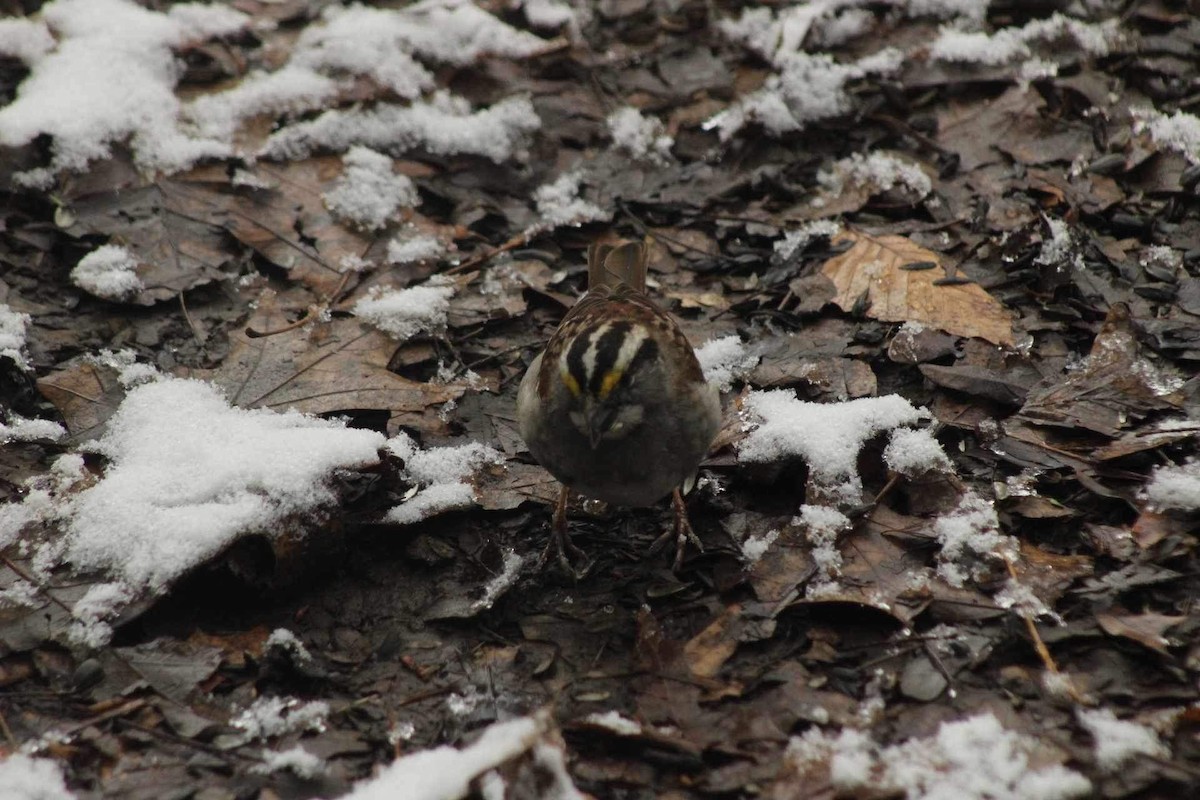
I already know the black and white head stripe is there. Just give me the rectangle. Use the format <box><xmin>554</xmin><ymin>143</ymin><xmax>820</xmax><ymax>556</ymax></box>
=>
<box><xmin>559</xmin><ymin>322</ymin><xmax>659</xmax><ymax>398</ymax></box>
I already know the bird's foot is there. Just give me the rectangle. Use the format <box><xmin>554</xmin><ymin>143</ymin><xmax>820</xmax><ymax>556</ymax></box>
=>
<box><xmin>538</xmin><ymin>485</ymin><xmax>593</xmax><ymax>579</ymax></box>
<box><xmin>649</xmin><ymin>488</ymin><xmax>704</xmax><ymax>572</ymax></box>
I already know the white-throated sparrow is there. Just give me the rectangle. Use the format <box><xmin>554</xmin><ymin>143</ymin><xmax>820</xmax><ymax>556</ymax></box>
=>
<box><xmin>517</xmin><ymin>240</ymin><xmax>721</xmax><ymax>574</ymax></box>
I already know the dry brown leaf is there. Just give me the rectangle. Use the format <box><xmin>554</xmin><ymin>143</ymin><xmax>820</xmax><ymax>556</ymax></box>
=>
<box><xmin>682</xmin><ymin>603</ymin><xmax>744</xmax><ymax>679</ymax></box>
<box><xmin>474</xmin><ymin>461</ymin><xmax>560</xmax><ymax>510</ymax></box>
<box><xmin>1017</xmin><ymin>304</ymin><xmax>1183</xmax><ymax>437</ymax></box>
<box><xmin>216</xmin><ymin>159</ymin><xmax>373</xmax><ymax>296</ymax></box>
<box><xmin>182</xmin><ymin>289</ymin><xmax>462</xmax><ymax>432</ymax></box>
<box><xmin>1097</xmin><ymin>611</ymin><xmax>1186</xmax><ymax>654</ymax></box>
<box><xmin>1014</xmin><ymin>541</ymin><xmax>1093</xmax><ymax>606</ymax></box>
<box><xmin>821</xmin><ymin>230</ymin><xmax>1014</xmax><ymax>346</ymax></box>
<box><xmin>62</xmin><ymin>180</ymin><xmax>232</xmax><ymax>305</ymax></box>
<box><xmin>1131</xmin><ymin>510</ymin><xmax>1189</xmax><ymax>550</ymax></box>
<box><xmin>37</xmin><ymin>359</ymin><xmax>127</xmax><ymax>443</ymax></box>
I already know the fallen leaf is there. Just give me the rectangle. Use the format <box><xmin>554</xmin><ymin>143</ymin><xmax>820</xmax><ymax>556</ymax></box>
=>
<box><xmin>1018</xmin><ymin>304</ymin><xmax>1183</xmax><ymax>436</ymax></box>
<box><xmin>937</xmin><ymin>87</ymin><xmax>1089</xmax><ymax>172</ymax></box>
<box><xmin>821</xmin><ymin>230</ymin><xmax>1014</xmax><ymax>345</ymax></box>
<box><xmin>1132</xmin><ymin>510</ymin><xmax>1189</xmax><ymax>550</ymax></box>
<box><xmin>1097</xmin><ymin>611</ymin><xmax>1186</xmax><ymax>654</ymax></box>
<box><xmin>794</xmin><ymin>510</ymin><xmax>930</xmax><ymax>624</ymax></box>
<box><xmin>683</xmin><ymin>603</ymin><xmax>744</xmax><ymax>678</ymax></box>
<box><xmin>37</xmin><ymin>359</ymin><xmax>127</xmax><ymax>444</ymax></box>
<box><xmin>1094</xmin><ymin>423</ymin><xmax>1200</xmax><ymax>461</ymax></box>
<box><xmin>173</xmin><ymin>160</ymin><xmax>376</xmax><ymax>296</ymax></box>
<box><xmin>63</xmin><ymin>180</ymin><xmax>232</xmax><ymax>305</ymax></box>
<box><xmin>919</xmin><ymin>364</ymin><xmax>1031</xmax><ymax>406</ymax></box>
<box><xmin>111</xmin><ymin>638</ymin><xmax>223</xmax><ymax>703</ymax></box>
<box><xmin>183</xmin><ymin>289</ymin><xmax>462</xmax><ymax>432</ymax></box>
<box><xmin>1014</xmin><ymin>541</ymin><xmax>1093</xmax><ymax>606</ymax></box>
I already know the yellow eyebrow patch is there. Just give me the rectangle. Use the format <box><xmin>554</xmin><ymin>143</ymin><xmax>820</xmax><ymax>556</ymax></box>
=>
<box><xmin>598</xmin><ymin>369</ymin><xmax>623</xmax><ymax>399</ymax></box>
<box><xmin>561</xmin><ymin>370</ymin><xmax>582</xmax><ymax>397</ymax></box>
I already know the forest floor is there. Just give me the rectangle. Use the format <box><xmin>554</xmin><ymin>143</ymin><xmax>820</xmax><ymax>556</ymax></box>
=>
<box><xmin>1</xmin><ymin>0</ymin><xmax>1199</xmax><ymax>798</ymax></box>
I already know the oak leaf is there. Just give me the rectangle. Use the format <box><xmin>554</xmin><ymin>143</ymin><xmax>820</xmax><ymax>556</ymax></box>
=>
<box><xmin>821</xmin><ymin>229</ymin><xmax>1014</xmax><ymax>345</ymax></box>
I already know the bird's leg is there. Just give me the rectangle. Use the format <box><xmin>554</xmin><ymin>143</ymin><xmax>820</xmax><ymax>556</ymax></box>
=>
<box><xmin>545</xmin><ymin>484</ymin><xmax>592</xmax><ymax>578</ymax></box>
<box><xmin>650</xmin><ymin>488</ymin><xmax>704</xmax><ymax>571</ymax></box>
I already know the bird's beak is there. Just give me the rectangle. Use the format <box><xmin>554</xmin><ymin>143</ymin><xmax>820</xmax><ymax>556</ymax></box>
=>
<box><xmin>582</xmin><ymin>400</ymin><xmax>604</xmax><ymax>449</ymax></box>
<box><xmin>587</xmin><ymin>422</ymin><xmax>603</xmax><ymax>450</ymax></box>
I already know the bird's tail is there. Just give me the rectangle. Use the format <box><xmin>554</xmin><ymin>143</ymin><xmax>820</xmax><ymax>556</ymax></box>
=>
<box><xmin>587</xmin><ymin>240</ymin><xmax>648</xmax><ymax>294</ymax></box>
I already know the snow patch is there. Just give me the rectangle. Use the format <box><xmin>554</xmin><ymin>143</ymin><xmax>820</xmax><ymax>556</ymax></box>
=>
<box><xmin>262</xmin><ymin>91</ymin><xmax>539</xmax><ymax>164</ymax></box>
<box><xmin>797</xmin><ymin>504</ymin><xmax>851</xmax><ymax>584</ymax></box>
<box><xmin>338</xmin><ymin>713</ymin><xmax>582</xmax><ymax>800</ymax></box>
<box><xmin>738</xmin><ymin>392</ymin><xmax>925</xmax><ymax>504</ymax></box>
<box><xmin>0</xmin><ymin>416</ymin><xmax>67</xmax><ymax>444</ymax></box>
<box><xmin>818</xmin><ymin>151</ymin><xmax>932</xmax><ymax>199</ymax></box>
<box><xmin>695</xmin><ymin>335</ymin><xmax>757</xmax><ymax>391</ymax></box>
<box><xmin>706</xmin><ymin>49</ymin><xmax>903</xmax><ymax>139</ymax></box>
<box><xmin>385</xmin><ymin>432</ymin><xmax>504</xmax><ymax>524</ymax></box>
<box><xmin>253</xmin><ymin>746</ymin><xmax>326</xmax><ymax>778</ymax></box>
<box><xmin>474</xmin><ymin>549</ymin><xmax>527</xmax><ymax>612</ymax></box>
<box><xmin>607</xmin><ymin>106</ymin><xmax>673</xmax><ymax>162</ymax></box>
<box><xmin>388</xmin><ymin>230</ymin><xmax>446</xmax><ymax>264</ymax></box>
<box><xmin>323</xmin><ymin>146</ymin><xmax>419</xmax><ymax>230</ymax></box>
<box><xmin>232</xmin><ymin>696</ymin><xmax>329</xmax><ymax>740</ymax></box>
<box><xmin>266</xmin><ymin>628</ymin><xmax>313</xmax><ymax>663</ymax></box>
<box><xmin>775</xmin><ymin>221</ymin><xmax>842</xmax><ymax>260</ymax></box>
<box><xmin>71</xmin><ymin>245</ymin><xmax>143</xmax><ymax>301</ymax></box>
<box><xmin>788</xmin><ymin>712</ymin><xmax>1091</xmax><ymax>800</ymax></box>
<box><xmin>884</xmin><ymin>427</ymin><xmax>951</xmax><ymax>475</ymax></box>
<box><xmin>1143</xmin><ymin>459</ymin><xmax>1200</xmax><ymax>512</ymax></box>
<box><xmin>1133</xmin><ymin>108</ymin><xmax>1200</xmax><ymax>165</ymax></box>
<box><xmin>0</xmin><ymin>754</ymin><xmax>77</xmax><ymax>800</ymax></box>
<box><xmin>352</xmin><ymin>278</ymin><xmax>455</xmax><ymax>340</ymax></box>
<box><xmin>740</xmin><ymin>528</ymin><xmax>780</xmax><ymax>565</ymax></box>
<box><xmin>930</xmin><ymin>13</ymin><xmax>1119</xmax><ymax>65</ymax></box>
<box><xmin>934</xmin><ymin>493</ymin><xmax>1016</xmax><ymax>587</ymax></box>
<box><xmin>1078</xmin><ymin>708</ymin><xmax>1168</xmax><ymax>770</ymax></box>
<box><xmin>0</xmin><ymin>303</ymin><xmax>32</xmax><ymax>370</ymax></box>
<box><xmin>0</xmin><ymin>0</ymin><xmax>247</xmax><ymax>181</ymax></box>
<box><xmin>530</xmin><ymin>171</ymin><xmax>612</xmax><ymax>233</ymax></box>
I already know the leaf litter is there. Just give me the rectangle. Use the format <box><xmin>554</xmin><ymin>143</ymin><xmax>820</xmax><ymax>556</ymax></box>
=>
<box><xmin>1</xmin><ymin>0</ymin><xmax>1199</xmax><ymax>798</ymax></box>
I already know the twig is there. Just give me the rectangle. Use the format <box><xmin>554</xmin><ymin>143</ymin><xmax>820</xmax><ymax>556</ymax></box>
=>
<box><xmin>397</xmin><ymin>685</ymin><xmax>456</xmax><ymax>707</ymax></box>
<box><xmin>920</xmin><ymin>639</ymin><xmax>957</xmax><ymax>697</ymax></box>
<box><xmin>867</xmin><ymin>112</ymin><xmax>952</xmax><ymax>156</ymax></box>
<box><xmin>445</xmin><ymin>233</ymin><xmax>529</xmax><ymax>275</ymax></box>
<box><xmin>1</xmin><ymin>557</ymin><xmax>73</xmax><ymax>614</ymax></box>
<box><xmin>116</xmin><ymin>716</ymin><xmax>256</xmax><ymax>762</ymax></box>
<box><xmin>245</xmin><ymin>271</ymin><xmax>352</xmax><ymax>338</ymax></box>
<box><xmin>57</xmin><ymin>698</ymin><xmax>148</xmax><ymax>737</ymax></box>
<box><xmin>178</xmin><ymin>292</ymin><xmax>204</xmax><ymax>347</ymax></box>
<box><xmin>1003</xmin><ymin>556</ymin><xmax>1086</xmax><ymax>704</ymax></box>
<box><xmin>0</xmin><ymin>705</ymin><xmax>17</xmax><ymax>749</ymax></box>
<box><xmin>464</xmin><ymin>343</ymin><xmax>534</xmax><ymax>371</ymax></box>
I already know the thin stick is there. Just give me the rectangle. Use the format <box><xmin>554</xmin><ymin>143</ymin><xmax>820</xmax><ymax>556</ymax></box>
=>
<box><xmin>178</xmin><ymin>292</ymin><xmax>204</xmax><ymax>346</ymax></box>
<box><xmin>1</xmin><ymin>557</ymin><xmax>72</xmax><ymax>613</ymax></box>
<box><xmin>58</xmin><ymin>698</ymin><xmax>148</xmax><ymax>737</ymax></box>
<box><xmin>245</xmin><ymin>271</ymin><xmax>352</xmax><ymax>338</ymax></box>
<box><xmin>1004</xmin><ymin>556</ymin><xmax>1085</xmax><ymax>704</ymax></box>
<box><xmin>445</xmin><ymin>233</ymin><xmax>529</xmax><ymax>275</ymax></box>
<box><xmin>0</xmin><ymin>705</ymin><xmax>17</xmax><ymax>749</ymax></box>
